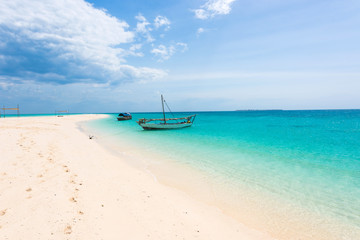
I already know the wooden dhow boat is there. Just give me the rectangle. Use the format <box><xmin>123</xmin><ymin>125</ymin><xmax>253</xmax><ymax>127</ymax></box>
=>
<box><xmin>137</xmin><ymin>95</ymin><xmax>196</xmax><ymax>130</ymax></box>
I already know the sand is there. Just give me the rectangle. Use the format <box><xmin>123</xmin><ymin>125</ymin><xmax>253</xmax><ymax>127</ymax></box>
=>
<box><xmin>0</xmin><ymin>114</ymin><xmax>271</xmax><ymax>240</ymax></box>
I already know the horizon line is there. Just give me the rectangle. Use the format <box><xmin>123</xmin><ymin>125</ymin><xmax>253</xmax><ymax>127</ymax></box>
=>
<box><xmin>3</xmin><ymin>108</ymin><xmax>360</xmax><ymax>116</ymax></box>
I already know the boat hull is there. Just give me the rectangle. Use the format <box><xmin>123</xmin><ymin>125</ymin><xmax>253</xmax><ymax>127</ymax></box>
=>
<box><xmin>117</xmin><ymin>116</ymin><xmax>132</xmax><ymax>121</ymax></box>
<box><xmin>139</xmin><ymin>122</ymin><xmax>193</xmax><ymax>130</ymax></box>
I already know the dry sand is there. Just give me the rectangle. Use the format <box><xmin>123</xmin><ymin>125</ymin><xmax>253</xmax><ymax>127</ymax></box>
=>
<box><xmin>0</xmin><ymin>114</ymin><xmax>271</xmax><ymax>240</ymax></box>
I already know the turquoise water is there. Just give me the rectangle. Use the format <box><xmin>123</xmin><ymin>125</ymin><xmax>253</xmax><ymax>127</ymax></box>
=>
<box><xmin>85</xmin><ymin>110</ymin><xmax>360</xmax><ymax>238</ymax></box>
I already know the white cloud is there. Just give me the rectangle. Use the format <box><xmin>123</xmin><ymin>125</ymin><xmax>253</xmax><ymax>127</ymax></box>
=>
<box><xmin>0</xmin><ymin>0</ymin><xmax>165</xmax><ymax>84</ymax></box>
<box><xmin>197</xmin><ymin>27</ymin><xmax>206</xmax><ymax>36</ymax></box>
<box><xmin>194</xmin><ymin>0</ymin><xmax>236</xmax><ymax>19</ymax></box>
<box><xmin>127</xmin><ymin>44</ymin><xmax>144</xmax><ymax>57</ymax></box>
<box><xmin>135</xmin><ymin>13</ymin><xmax>154</xmax><ymax>42</ymax></box>
<box><xmin>130</xmin><ymin>44</ymin><xmax>142</xmax><ymax>51</ymax></box>
<box><xmin>154</xmin><ymin>16</ymin><xmax>171</xmax><ymax>30</ymax></box>
<box><xmin>120</xmin><ymin>65</ymin><xmax>167</xmax><ymax>82</ymax></box>
<box><xmin>135</xmin><ymin>14</ymin><xmax>171</xmax><ymax>41</ymax></box>
<box><xmin>135</xmin><ymin>14</ymin><xmax>151</xmax><ymax>33</ymax></box>
<box><xmin>194</xmin><ymin>9</ymin><xmax>208</xmax><ymax>20</ymax></box>
<box><xmin>151</xmin><ymin>42</ymin><xmax>187</xmax><ymax>61</ymax></box>
<box><xmin>151</xmin><ymin>45</ymin><xmax>175</xmax><ymax>61</ymax></box>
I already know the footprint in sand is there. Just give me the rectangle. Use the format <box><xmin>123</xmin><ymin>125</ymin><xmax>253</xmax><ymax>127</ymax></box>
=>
<box><xmin>64</xmin><ymin>225</ymin><xmax>72</xmax><ymax>234</ymax></box>
<box><xmin>0</xmin><ymin>209</ymin><xmax>7</xmax><ymax>216</ymax></box>
<box><xmin>26</xmin><ymin>188</ymin><xmax>32</xmax><ymax>192</ymax></box>
<box><xmin>63</xmin><ymin>165</ymin><xmax>70</xmax><ymax>172</ymax></box>
<box><xmin>78</xmin><ymin>211</ymin><xmax>84</xmax><ymax>215</ymax></box>
<box><xmin>70</xmin><ymin>174</ymin><xmax>77</xmax><ymax>184</ymax></box>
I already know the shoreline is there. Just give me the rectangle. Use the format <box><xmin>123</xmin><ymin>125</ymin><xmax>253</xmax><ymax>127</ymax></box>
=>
<box><xmin>0</xmin><ymin>114</ymin><xmax>270</xmax><ymax>239</ymax></box>
<box><xmin>80</xmin><ymin>114</ymin><xmax>360</xmax><ymax>240</ymax></box>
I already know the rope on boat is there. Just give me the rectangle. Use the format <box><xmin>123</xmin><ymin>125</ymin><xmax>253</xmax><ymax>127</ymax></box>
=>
<box><xmin>163</xmin><ymin>100</ymin><xmax>179</xmax><ymax>123</ymax></box>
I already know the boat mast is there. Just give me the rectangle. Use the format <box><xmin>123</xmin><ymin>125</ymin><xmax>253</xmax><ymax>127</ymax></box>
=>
<box><xmin>161</xmin><ymin>94</ymin><xmax>166</xmax><ymax>124</ymax></box>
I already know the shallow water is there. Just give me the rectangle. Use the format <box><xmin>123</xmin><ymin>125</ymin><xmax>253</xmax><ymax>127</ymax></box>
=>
<box><xmin>84</xmin><ymin>110</ymin><xmax>360</xmax><ymax>239</ymax></box>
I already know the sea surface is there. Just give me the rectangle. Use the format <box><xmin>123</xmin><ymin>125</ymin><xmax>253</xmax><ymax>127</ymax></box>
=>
<box><xmin>83</xmin><ymin>110</ymin><xmax>360</xmax><ymax>239</ymax></box>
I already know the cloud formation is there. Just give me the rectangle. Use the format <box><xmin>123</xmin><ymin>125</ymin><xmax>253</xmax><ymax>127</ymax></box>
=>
<box><xmin>154</xmin><ymin>16</ymin><xmax>171</xmax><ymax>30</ymax></box>
<box><xmin>151</xmin><ymin>43</ymin><xmax>187</xmax><ymax>61</ymax></box>
<box><xmin>194</xmin><ymin>0</ymin><xmax>236</xmax><ymax>19</ymax></box>
<box><xmin>151</xmin><ymin>45</ymin><xmax>175</xmax><ymax>61</ymax></box>
<box><xmin>135</xmin><ymin>13</ymin><xmax>155</xmax><ymax>42</ymax></box>
<box><xmin>135</xmin><ymin>14</ymin><xmax>172</xmax><ymax>42</ymax></box>
<box><xmin>0</xmin><ymin>0</ymin><xmax>165</xmax><ymax>85</ymax></box>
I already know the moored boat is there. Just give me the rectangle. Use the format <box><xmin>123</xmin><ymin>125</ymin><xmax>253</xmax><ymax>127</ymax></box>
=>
<box><xmin>137</xmin><ymin>95</ymin><xmax>196</xmax><ymax>130</ymax></box>
<box><xmin>117</xmin><ymin>112</ymin><xmax>132</xmax><ymax>121</ymax></box>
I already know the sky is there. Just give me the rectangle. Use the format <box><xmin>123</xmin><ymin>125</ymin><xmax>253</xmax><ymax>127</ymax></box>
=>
<box><xmin>0</xmin><ymin>0</ymin><xmax>360</xmax><ymax>113</ymax></box>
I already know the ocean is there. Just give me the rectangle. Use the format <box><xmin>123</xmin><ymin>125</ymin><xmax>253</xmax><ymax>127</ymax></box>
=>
<box><xmin>82</xmin><ymin>110</ymin><xmax>360</xmax><ymax>239</ymax></box>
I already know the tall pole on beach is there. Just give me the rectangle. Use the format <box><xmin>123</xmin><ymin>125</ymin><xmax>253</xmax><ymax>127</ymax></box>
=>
<box><xmin>161</xmin><ymin>95</ymin><xmax>166</xmax><ymax>124</ymax></box>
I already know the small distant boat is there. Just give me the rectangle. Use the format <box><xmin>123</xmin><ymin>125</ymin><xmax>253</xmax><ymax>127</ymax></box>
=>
<box><xmin>137</xmin><ymin>95</ymin><xmax>196</xmax><ymax>130</ymax></box>
<box><xmin>117</xmin><ymin>112</ymin><xmax>132</xmax><ymax>121</ymax></box>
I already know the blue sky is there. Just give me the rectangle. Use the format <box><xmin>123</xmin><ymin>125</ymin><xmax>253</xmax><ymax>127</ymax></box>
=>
<box><xmin>0</xmin><ymin>0</ymin><xmax>359</xmax><ymax>113</ymax></box>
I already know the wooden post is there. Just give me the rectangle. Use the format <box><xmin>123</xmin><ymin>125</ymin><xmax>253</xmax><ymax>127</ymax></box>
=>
<box><xmin>0</xmin><ymin>105</ymin><xmax>20</xmax><ymax>117</ymax></box>
<box><xmin>55</xmin><ymin>110</ymin><xmax>69</xmax><ymax>117</ymax></box>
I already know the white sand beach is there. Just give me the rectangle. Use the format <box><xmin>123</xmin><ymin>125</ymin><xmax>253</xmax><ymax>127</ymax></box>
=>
<box><xmin>0</xmin><ymin>115</ymin><xmax>271</xmax><ymax>240</ymax></box>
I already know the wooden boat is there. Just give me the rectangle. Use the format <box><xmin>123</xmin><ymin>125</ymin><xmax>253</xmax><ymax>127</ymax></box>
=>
<box><xmin>137</xmin><ymin>95</ymin><xmax>196</xmax><ymax>130</ymax></box>
<box><xmin>117</xmin><ymin>112</ymin><xmax>132</xmax><ymax>121</ymax></box>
